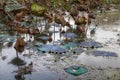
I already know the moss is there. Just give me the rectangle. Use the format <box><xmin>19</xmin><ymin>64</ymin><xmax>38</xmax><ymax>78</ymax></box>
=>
<box><xmin>31</xmin><ymin>3</ymin><xmax>46</xmax><ymax>16</ymax></box>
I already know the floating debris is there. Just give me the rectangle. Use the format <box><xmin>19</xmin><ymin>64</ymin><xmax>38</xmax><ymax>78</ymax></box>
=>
<box><xmin>64</xmin><ymin>66</ymin><xmax>88</xmax><ymax>76</ymax></box>
<box><xmin>80</xmin><ymin>41</ymin><xmax>103</xmax><ymax>48</ymax></box>
<box><xmin>92</xmin><ymin>50</ymin><xmax>118</xmax><ymax>57</ymax></box>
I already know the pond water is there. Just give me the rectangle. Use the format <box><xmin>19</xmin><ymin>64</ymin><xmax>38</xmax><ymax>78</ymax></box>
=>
<box><xmin>0</xmin><ymin>11</ymin><xmax>120</xmax><ymax>80</ymax></box>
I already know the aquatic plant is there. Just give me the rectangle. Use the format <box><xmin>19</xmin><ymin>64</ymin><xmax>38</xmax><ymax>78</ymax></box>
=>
<box><xmin>64</xmin><ymin>66</ymin><xmax>88</xmax><ymax>76</ymax></box>
<box><xmin>92</xmin><ymin>50</ymin><xmax>118</xmax><ymax>57</ymax></box>
<box><xmin>37</xmin><ymin>44</ymin><xmax>67</xmax><ymax>53</ymax></box>
<box><xmin>80</xmin><ymin>41</ymin><xmax>103</xmax><ymax>48</ymax></box>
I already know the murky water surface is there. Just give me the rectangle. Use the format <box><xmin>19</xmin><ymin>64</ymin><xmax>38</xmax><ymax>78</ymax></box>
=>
<box><xmin>0</xmin><ymin>11</ymin><xmax>120</xmax><ymax>80</ymax></box>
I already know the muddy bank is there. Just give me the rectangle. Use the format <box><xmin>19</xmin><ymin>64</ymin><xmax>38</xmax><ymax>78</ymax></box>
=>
<box><xmin>96</xmin><ymin>11</ymin><xmax>120</xmax><ymax>25</ymax></box>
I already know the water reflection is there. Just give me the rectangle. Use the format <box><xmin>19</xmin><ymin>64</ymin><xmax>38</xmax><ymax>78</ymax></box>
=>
<box><xmin>0</xmin><ymin>11</ymin><xmax>120</xmax><ymax>80</ymax></box>
<box><xmin>0</xmin><ymin>43</ymin><xmax>7</xmax><ymax>60</ymax></box>
<box><xmin>34</xmin><ymin>32</ymin><xmax>53</xmax><ymax>44</ymax></box>
<box><xmin>14</xmin><ymin>62</ymin><xmax>33</xmax><ymax>80</ymax></box>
